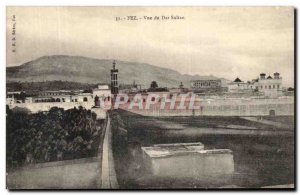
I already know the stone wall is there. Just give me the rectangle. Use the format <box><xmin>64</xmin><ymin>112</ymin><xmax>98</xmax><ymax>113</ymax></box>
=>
<box><xmin>123</xmin><ymin>96</ymin><xmax>294</xmax><ymax>117</ymax></box>
<box><xmin>8</xmin><ymin>101</ymin><xmax>94</xmax><ymax>113</ymax></box>
<box><xmin>142</xmin><ymin>149</ymin><xmax>234</xmax><ymax>179</ymax></box>
<box><xmin>8</xmin><ymin>101</ymin><xmax>108</xmax><ymax>119</ymax></box>
<box><xmin>7</xmin><ymin>157</ymin><xmax>101</xmax><ymax>189</ymax></box>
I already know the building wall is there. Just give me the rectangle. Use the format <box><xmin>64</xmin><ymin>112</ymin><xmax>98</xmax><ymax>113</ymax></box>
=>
<box><xmin>8</xmin><ymin>101</ymin><xmax>94</xmax><ymax>113</ymax></box>
<box><xmin>92</xmin><ymin>90</ymin><xmax>111</xmax><ymax>99</ymax></box>
<box><xmin>227</xmin><ymin>74</ymin><xmax>283</xmax><ymax>97</ymax></box>
<box><xmin>258</xmin><ymin>78</ymin><xmax>283</xmax><ymax>97</ymax></box>
<box><xmin>8</xmin><ymin>101</ymin><xmax>109</xmax><ymax>119</ymax></box>
<box><xmin>121</xmin><ymin>96</ymin><xmax>294</xmax><ymax>117</ymax></box>
<box><xmin>191</xmin><ymin>79</ymin><xmax>222</xmax><ymax>93</ymax></box>
<box><xmin>7</xmin><ymin>85</ymin><xmax>112</xmax><ymax>115</ymax></box>
<box><xmin>191</xmin><ymin>79</ymin><xmax>221</xmax><ymax>89</ymax></box>
<box><xmin>7</xmin><ymin>157</ymin><xmax>101</xmax><ymax>189</ymax></box>
<box><xmin>228</xmin><ymin>82</ymin><xmax>249</xmax><ymax>93</ymax></box>
<box><xmin>93</xmin><ymin>89</ymin><xmax>112</xmax><ymax>108</ymax></box>
<box><xmin>143</xmin><ymin>150</ymin><xmax>234</xmax><ymax>178</ymax></box>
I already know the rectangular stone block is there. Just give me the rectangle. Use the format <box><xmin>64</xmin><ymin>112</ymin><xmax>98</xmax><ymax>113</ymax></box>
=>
<box><xmin>142</xmin><ymin>143</ymin><xmax>234</xmax><ymax>179</ymax></box>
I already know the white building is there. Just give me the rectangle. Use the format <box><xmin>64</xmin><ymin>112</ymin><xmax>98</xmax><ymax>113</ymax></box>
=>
<box><xmin>227</xmin><ymin>77</ymin><xmax>249</xmax><ymax>93</ymax></box>
<box><xmin>257</xmin><ymin>73</ymin><xmax>283</xmax><ymax>97</ymax></box>
<box><xmin>228</xmin><ymin>73</ymin><xmax>283</xmax><ymax>97</ymax></box>
<box><xmin>92</xmin><ymin>84</ymin><xmax>112</xmax><ymax>108</ymax></box>
<box><xmin>191</xmin><ymin>79</ymin><xmax>223</xmax><ymax>93</ymax></box>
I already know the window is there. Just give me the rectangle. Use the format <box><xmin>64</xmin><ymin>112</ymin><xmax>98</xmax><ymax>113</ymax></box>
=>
<box><xmin>277</xmin><ymin>84</ymin><xmax>280</xmax><ymax>89</ymax></box>
<box><xmin>83</xmin><ymin>97</ymin><xmax>88</xmax><ymax>102</ymax></box>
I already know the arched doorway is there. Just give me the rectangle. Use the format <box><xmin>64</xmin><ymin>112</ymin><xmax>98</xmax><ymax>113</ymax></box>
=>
<box><xmin>269</xmin><ymin>110</ymin><xmax>275</xmax><ymax>116</ymax></box>
<box><xmin>94</xmin><ymin>95</ymin><xmax>100</xmax><ymax>107</ymax></box>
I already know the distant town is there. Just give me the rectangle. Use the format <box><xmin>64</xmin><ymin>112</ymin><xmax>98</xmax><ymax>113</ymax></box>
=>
<box><xmin>6</xmin><ymin>60</ymin><xmax>294</xmax><ymax>117</ymax></box>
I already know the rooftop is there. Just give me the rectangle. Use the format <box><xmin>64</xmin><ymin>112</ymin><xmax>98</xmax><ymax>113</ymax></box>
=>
<box><xmin>142</xmin><ymin>142</ymin><xmax>233</xmax><ymax>158</ymax></box>
<box><xmin>142</xmin><ymin>142</ymin><xmax>204</xmax><ymax>158</ymax></box>
<box><xmin>233</xmin><ymin>77</ymin><xmax>243</xmax><ymax>83</ymax></box>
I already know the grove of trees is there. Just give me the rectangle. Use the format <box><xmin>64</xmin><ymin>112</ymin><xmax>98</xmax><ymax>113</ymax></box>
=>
<box><xmin>7</xmin><ymin>106</ymin><xmax>103</xmax><ymax>168</ymax></box>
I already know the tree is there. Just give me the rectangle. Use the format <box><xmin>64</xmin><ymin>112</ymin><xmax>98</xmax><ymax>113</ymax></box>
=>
<box><xmin>150</xmin><ymin>81</ymin><xmax>158</xmax><ymax>89</ymax></box>
<box><xmin>7</xmin><ymin>107</ymin><xmax>102</xmax><ymax>167</ymax></box>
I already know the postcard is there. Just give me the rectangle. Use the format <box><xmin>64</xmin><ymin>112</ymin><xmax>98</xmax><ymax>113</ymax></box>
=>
<box><xmin>6</xmin><ymin>6</ymin><xmax>295</xmax><ymax>190</ymax></box>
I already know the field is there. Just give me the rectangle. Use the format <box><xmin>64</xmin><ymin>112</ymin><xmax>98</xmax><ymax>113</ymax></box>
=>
<box><xmin>112</xmin><ymin>110</ymin><xmax>294</xmax><ymax>189</ymax></box>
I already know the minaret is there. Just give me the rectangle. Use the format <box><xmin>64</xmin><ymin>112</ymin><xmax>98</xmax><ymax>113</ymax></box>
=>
<box><xmin>111</xmin><ymin>60</ymin><xmax>119</xmax><ymax>95</ymax></box>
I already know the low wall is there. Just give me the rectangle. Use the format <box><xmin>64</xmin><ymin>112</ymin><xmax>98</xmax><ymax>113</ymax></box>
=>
<box><xmin>8</xmin><ymin>102</ymin><xmax>94</xmax><ymax>113</ymax></box>
<box><xmin>143</xmin><ymin>149</ymin><xmax>234</xmax><ymax>179</ymax></box>
<box><xmin>7</xmin><ymin>157</ymin><xmax>101</xmax><ymax>189</ymax></box>
<box><xmin>8</xmin><ymin>102</ymin><xmax>107</xmax><ymax>119</ymax></box>
<box><xmin>122</xmin><ymin>97</ymin><xmax>294</xmax><ymax>117</ymax></box>
<box><xmin>91</xmin><ymin>108</ymin><xmax>107</xmax><ymax>119</ymax></box>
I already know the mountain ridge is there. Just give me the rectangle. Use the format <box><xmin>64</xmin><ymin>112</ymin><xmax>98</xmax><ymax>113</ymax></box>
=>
<box><xmin>7</xmin><ymin>55</ymin><xmax>229</xmax><ymax>88</ymax></box>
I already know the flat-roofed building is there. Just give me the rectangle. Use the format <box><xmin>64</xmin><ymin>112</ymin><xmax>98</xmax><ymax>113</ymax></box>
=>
<box><xmin>258</xmin><ymin>73</ymin><xmax>283</xmax><ymax>97</ymax></box>
<box><xmin>191</xmin><ymin>79</ymin><xmax>224</xmax><ymax>93</ymax></box>
<box><xmin>142</xmin><ymin>142</ymin><xmax>234</xmax><ymax>179</ymax></box>
<box><xmin>92</xmin><ymin>84</ymin><xmax>112</xmax><ymax>108</ymax></box>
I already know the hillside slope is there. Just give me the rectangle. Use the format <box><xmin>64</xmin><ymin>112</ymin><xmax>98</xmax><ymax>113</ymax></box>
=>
<box><xmin>7</xmin><ymin>55</ymin><xmax>228</xmax><ymax>88</ymax></box>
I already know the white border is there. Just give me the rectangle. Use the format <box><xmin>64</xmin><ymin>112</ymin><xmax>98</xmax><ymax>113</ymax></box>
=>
<box><xmin>1</xmin><ymin>1</ymin><xmax>298</xmax><ymax>195</ymax></box>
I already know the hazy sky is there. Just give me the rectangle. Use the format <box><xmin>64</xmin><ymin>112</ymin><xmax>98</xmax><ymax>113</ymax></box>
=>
<box><xmin>6</xmin><ymin>7</ymin><xmax>294</xmax><ymax>86</ymax></box>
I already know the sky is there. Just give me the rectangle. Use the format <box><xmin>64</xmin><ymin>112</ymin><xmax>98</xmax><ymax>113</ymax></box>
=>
<box><xmin>6</xmin><ymin>7</ymin><xmax>294</xmax><ymax>87</ymax></box>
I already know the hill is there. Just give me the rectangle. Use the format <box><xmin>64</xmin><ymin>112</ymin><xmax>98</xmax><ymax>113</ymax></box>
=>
<box><xmin>7</xmin><ymin>55</ymin><xmax>229</xmax><ymax>88</ymax></box>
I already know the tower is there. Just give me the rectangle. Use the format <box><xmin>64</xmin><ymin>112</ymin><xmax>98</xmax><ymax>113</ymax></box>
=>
<box><xmin>260</xmin><ymin>73</ymin><xmax>266</xmax><ymax>80</ymax></box>
<box><xmin>274</xmin><ymin>72</ymin><xmax>280</xmax><ymax>79</ymax></box>
<box><xmin>111</xmin><ymin>60</ymin><xmax>119</xmax><ymax>95</ymax></box>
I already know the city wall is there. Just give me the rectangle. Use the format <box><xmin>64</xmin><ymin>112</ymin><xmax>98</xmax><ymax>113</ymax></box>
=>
<box><xmin>8</xmin><ymin>96</ymin><xmax>294</xmax><ymax>117</ymax></box>
<box><xmin>121</xmin><ymin>96</ymin><xmax>294</xmax><ymax>117</ymax></box>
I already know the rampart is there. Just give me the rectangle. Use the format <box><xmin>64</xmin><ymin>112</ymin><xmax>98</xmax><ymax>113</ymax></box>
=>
<box><xmin>121</xmin><ymin>96</ymin><xmax>294</xmax><ymax>117</ymax></box>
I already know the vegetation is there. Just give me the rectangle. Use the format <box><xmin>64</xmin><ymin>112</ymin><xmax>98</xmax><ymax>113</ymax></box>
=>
<box><xmin>148</xmin><ymin>81</ymin><xmax>169</xmax><ymax>92</ymax></box>
<box><xmin>7</xmin><ymin>106</ymin><xmax>103</xmax><ymax>168</ymax></box>
<box><xmin>150</xmin><ymin>81</ymin><xmax>158</xmax><ymax>89</ymax></box>
<box><xmin>6</xmin><ymin>81</ymin><xmax>99</xmax><ymax>92</ymax></box>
